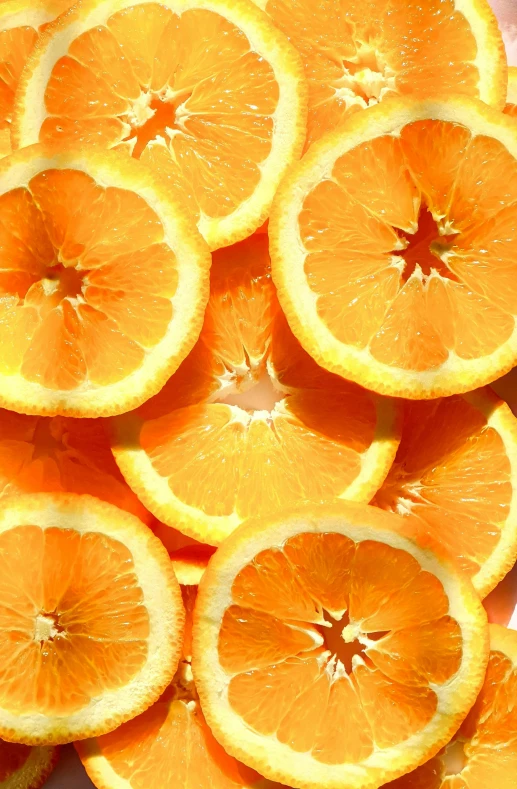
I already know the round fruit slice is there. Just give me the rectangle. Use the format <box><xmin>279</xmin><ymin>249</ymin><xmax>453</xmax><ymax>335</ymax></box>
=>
<box><xmin>505</xmin><ymin>67</ymin><xmax>517</xmax><ymax>117</ymax></box>
<box><xmin>254</xmin><ymin>0</ymin><xmax>505</xmax><ymax>147</ymax></box>
<box><xmin>373</xmin><ymin>387</ymin><xmax>517</xmax><ymax>598</ymax></box>
<box><xmin>12</xmin><ymin>0</ymin><xmax>307</xmax><ymax>251</ymax></box>
<box><xmin>0</xmin><ymin>493</ymin><xmax>185</xmax><ymax>745</ymax></box>
<box><xmin>76</xmin><ymin>584</ymin><xmax>284</xmax><ymax>789</ymax></box>
<box><xmin>271</xmin><ymin>96</ymin><xmax>517</xmax><ymax>399</ymax></box>
<box><xmin>384</xmin><ymin>624</ymin><xmax>517</xmax><ymax>789</ymax></box>
<box><xmin>192</xmin><ymin>501</ymin><xmax>489</xmax><ymax>789</ymax></box>
<box><xmin>0</xmin><ymin>144</ymin><xmax>210</xmax><ymax>417</ymax></box>
<box><xmin>0</xmin><ymin>740</ymin><xmax>58</xmax><ymax>789</ymax></box>
<box><xmin>112</xmin><ymin>233</ymin><xmax>401</xmax><ymax>546</ymax></box>
<box><xmin>0</xmin><ymin>0</ymin><xmax>73</xmax><ymax>158</ymax></box>
<box><xmin>0</xmin><ymin>410</ymin><xmax>150</xmax><ymax>523</ymax></box>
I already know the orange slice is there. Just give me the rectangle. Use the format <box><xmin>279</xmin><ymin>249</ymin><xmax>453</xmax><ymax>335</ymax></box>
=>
<box><xmin>192</xmin><ymin>501</ymin><xmax>489</xmax><ymax>789</ymax></box>
<box><xmin>112</xmin><ymin>233</ymin><xmax>401</xmax><ymax>546</ymax></box>
<box><xmin>76</xmin><ymin>584</ymin><xmax>286</xmax><ymax>789</ymax></box>
<box><xmin>0</xmin><ymin>740</ymin><xmax>58</xmax><ymax>789</ymax></box>
<box><xmin>254</xmin><ymin>0</ymin><xmax>506</xmax><ymax>147</ymax></box>
<box><xmin>12</xmin><ymin>0</ymin><xmax>307</xmax><ymax>251</ymax></box>
<box><xmin>373</xmin><ymin>387</ymin><xmax>517</xmax><ymax>598</ymax></box>
<box><xmin>0</xmin><ymin>493</ymin><xmax>185</xmax><ymax>745</ymax></box>
<box><xmin>505</xmin><ymin>66</ymin><xmax>517</xmax><ymax>116</ymax></box>
<box><xmin>0</xmin><ymin>144</ymin><xmax>210</xmax><ymax>417</ymax></box>
<box><xmin>0</xmin><ymin>0</ymin><xmax>73</xmax><ymax>158</ymax></box>
<box><xmin>271</xmin><ymin>96</ymin><xmax>517</xmax><ymax>399</ymax></box>
<box><xmin>493</xmin><ymin>367</ymin><xmax>517</xmax><ymax>414</ymax></box>
<box><xmin>0</xmin><ymin>409</ymin><xmax>150</xmax><ymax>524</ymax></box>
<box><xmin>384</xmin><ymin>624</ymin><xmax>517</xmax><ymax>789</ymax></box>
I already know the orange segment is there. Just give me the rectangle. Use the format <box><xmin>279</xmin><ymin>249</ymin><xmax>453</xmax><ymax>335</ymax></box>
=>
<box><xmin>0</xmin><ymin>144</ymin><xmax>210</xmax><ymax>417</ymax></box>
<box><xmin>193</xmin><ymin>502</ymin><xmax>489</xmax><ymax>789</ymax></box>
<box><xmin>0</xmin><ymin>739</ymin><xmax>58</xmax><ymax>789</ymax></box>
<box><xmin>256</xmin><ymin>0</ymin><xmax>505</xmax><ymax>147</ymax></box>
<box><xmin>13</xmin><ymin>0</ymin><xmax>307</xmax><ymax>250</ymax></box>
<box><xmin>0</xmin><ymin>410</ymin><xmax>150</xmax><ymax>523</ymax></box>
<box><xmin>271</xmin><ymin>96</ymin><xmax>517</xmax><ymax>399</ymax></box>
<box><xmin>77</xmin><ymin>586</ymin><xmax>283</xmax><ymax>789</ymax></box>
<box><xmin>384</xmin><ymin>625</ymin><xmax>517</xmax><ymax>789</ymax></box>
<box><xmin>373</xmin><ymin>387</ymin><xmax>517</xmax><ymax>597</ymax></box>
<box><xmin>112</xmin><ymin>233</ymin><xmax>401</xmax><ymax>546</ymax></box>
<box><xmin>0</xmin><ymin>493</ymin><xmax>184</xmax><ymax>745</ymax></box>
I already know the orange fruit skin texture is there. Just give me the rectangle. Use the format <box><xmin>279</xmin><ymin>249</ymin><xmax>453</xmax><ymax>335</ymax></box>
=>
<box><xmin>12</xmin><ymin>0</ymin><xmax>308</xmax><ymax>250</ymax></box>
<box><xmin>256</xmin><ymin>0</ymin><xmax>506</xmax><ymax>147</ymax></box>
<box><xmin>77</xmin><ymin>586</ymin><xmax>285</xmax><ymax>789</ymax></box>
<box><xmin>0</xmin><ymin>409</ymin><xmax>151</xmax><ymax>523</ymax></box>
<box><xmin>192</xmin><ymin>502</ymin><xmax>489</xmax><ymax>789</ymax></box>
<box><xmin>112</xmin><ymin>232</ymin><xmax>401</xmax><ymax>545</ymax></box>
<box><xmin>270</xmin><ymin>97</ymin><xmax>517</xmax><ymax>399</ymax></box>
<box><xmin>0</xmin><ymin>739</ymin><xmax>58</xmax><ymax>788</ymax></box>
<box><xmin>373</xmin><ymin>387</ymin><xmax>517</xmax><ymax>598</ymax></box>
<box><xmin>0</xmin><ymin>493</ymin><xmax>185</xmax><ymax>746</ymax></box>
<box><xmin>383</xmin><ymin>624</ymin><xmax>517</xmax><ymax>789</ymax></box>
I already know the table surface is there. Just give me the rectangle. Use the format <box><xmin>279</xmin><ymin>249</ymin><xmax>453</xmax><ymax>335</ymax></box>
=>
<box><xmin>44</xmin><ymin>0</ymin><xmax>517</xmax><ymax>785</ymax></box>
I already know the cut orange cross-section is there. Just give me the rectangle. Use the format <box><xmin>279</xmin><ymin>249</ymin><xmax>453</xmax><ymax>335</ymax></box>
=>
<box><xmin>254</xmin><ymin>0</ymin><xmax>506</xmax><ymax>147</ymax></box>
<box><xmin>384</xmin><ymin>624</ymin><xmax>517</xmax><ymax>789</ymax></box>
<box><xmin>192</xmin><ymin>501</ymin><xmax>489</xmax><ymax>789</ymax></box>
<box><xmin>76</xmin><ymin>584</ymin><xmax>285</xmax><ymax>789</ymax></box>
<box><xmin>0</xmin><ymin>410</ymin><xmax>151</xmax><ymax>524</ymax></box>
<box><xmin>0</xmin><ymin>144</ymin><xmax>210</xmax><ymax>417</ymax></box>
<box><xmin>0</xmin><ymin>740</ymin><xmax>58</xmax><ymax>789</ymax></box>
<box><xmin>271</xmin><ymin>96</ymin><xmax>517</xmax><ymax>399</ymax></box>
<box><xmin>112</xmin><ymin>233</ymin><xmax>401</xmax><ymax>546</ymax></box>
<box><xmin>0</xmin><ymin>493</ymin><xmax>185</xmax><ymax>745</ymax></box>
<box><xmin>12</xmin><ymin>0</ymin><xmax>307</xmax><ymax>251</ymax></box>
<box><xmin>505</xmin><ymin>67</ymin><xmax>517</xmax><ymax>117</ymax></box>
<box><xmin>0</xmin><ymin>0</ymin><xmax>73</xmax><ymax>158</ymax></box>
<box><xmin>373</xmin><ymin>387</ymin><xmax>517</xmax><ymax>598</ymax></box>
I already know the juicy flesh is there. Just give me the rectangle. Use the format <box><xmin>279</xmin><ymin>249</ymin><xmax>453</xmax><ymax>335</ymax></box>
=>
<box><xmin>0</xmin><ymin>25</ymin><xmax>38</xmax><ymax>156</ymax></box>
<box><xmin>42</xmin><ymin>5</ymin><xmax>279</xmax><ymax>223</ymax></box>
<box><xmin>263</xmin><ymin>0</ymin><xmax>481</xmax><ymax>146</ymax></box>
<box><xmin>133</xmin><ymin>234</ymin><xmax>380</xmax><ymax>523</ymax></box>
<box><xmin>0</xmin><ymin>170</ymin><xmax>178</xmax><ymax>390</ymax></box>
<box><xmin>219</xmin><ymin>532</ymin><xmax>462</xmax><ymax>764</ymax></box>
<box><xmin>373</xmin><ymin>395</ymin><xmax>512</xmax><ymax>583</ymax></box>
<box><xmin>385</xmin><ymin>647</ymin><xmax>517</xmax><ymax>788</ymax></box>
<box><xmin>0</xmin><ymin>410</ymin><xmax>148</xmax><ymax>520</ymax></box>
<box><xmin>0</xmin><ymin>525</ymin><xmax>149</xmax><ymax>716</ymax></box>
<box><xmin>93</xmin><ymin>587</ymin><xmax>264</xmax><ymax>789</ymax></box>
<box><xmin>300</xmin><ymin>121</ymin><xmax>517</xmax><ymax>371</ymax></box>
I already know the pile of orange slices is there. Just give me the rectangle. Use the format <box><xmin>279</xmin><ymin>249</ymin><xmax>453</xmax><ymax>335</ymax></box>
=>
<box><xmin>1</xmin><ymin>1</ymin><xmax>517</xmax><ymax>789</ymax></box>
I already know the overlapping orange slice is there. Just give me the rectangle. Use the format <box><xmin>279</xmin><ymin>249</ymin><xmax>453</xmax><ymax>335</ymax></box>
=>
<box><xmin>12</xmin><ymin>0</ymin><xmax>307</xmax><ymax>250</ymax></box>
<box><xmin>192</xmin><ymin>501</ymin><xmax>489</xmax><ymax>789</ymax></box>
<box><xmin>271</xmin><ymin>96</ymin><xmax>517</xmax><ymax>399</ymax></box>
<box><xmin>0</xmin><ymin>740</ymin><xmax>58</xmax><ymax>789</ymax></box>
<box><xmin>112</xmin><ymin>233</ymin><xmax>401</xmax><ymax>546</ymax></box>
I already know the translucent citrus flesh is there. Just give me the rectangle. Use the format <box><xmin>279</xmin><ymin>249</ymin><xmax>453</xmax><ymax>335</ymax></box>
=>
<box><xmin>219</xmin><ymin>532</ymin><xmax>462</xmax><ymax>764</ymax></box>
<box><xmin>0</xmin><ymin>739</ymin><xmax>31</xmax><ymax>780</ymax></box>
<box><xmin>128</xmin><ymin>234</ymin><xmax>382</xmax><ymax>522</ymax></box>
<box><xmin>300</xmin><ymin>120</ymin><xmax>517</xmax><ymax>371</ymax></box>
<box><xmin>384</xmin><ymin>641</ymin><xmax>517</xmax><ymax>788</ymax></box>
<box><xmin>84</xmin><ymin>587</ymin><xmax>277</xmax><ymax>789</ymax></box>
<box><xmin>373</xmin><ymin>395</ymin><xmax>512</xmax><ymax>584</ymax></box>
<box><xmin>41</xmin><ymin>4</ymin><xmax>278</xmax><ymax>224</ymax></box>
<box><xmin>0</xmin><ymin>25</ymin><xmax>38</xmax><ymax>156</ymax></box>
<box><xmin>0</xmin><ymin>525</ymin><xmax>149</xmax><ymax>716</ymax></box>
<box><xmin>262</xmin><ymin>0</ymin><xmax>481</xmax><ymax>146</ymax></box>
<box><xmin>0</xmin><ymin>169</ymin><xmax>178</xmax><ymax>390</ymax></box>
<box><xmin>0</xmin><ymin>410</ymin><xmax>149</xmax><ymax>521</ymax></box>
